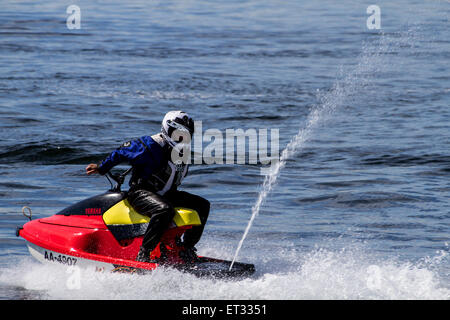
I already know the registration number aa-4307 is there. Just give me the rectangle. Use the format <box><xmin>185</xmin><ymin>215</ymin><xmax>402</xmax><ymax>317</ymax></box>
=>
<box><xmin>44</xmin><ymin>250</ymin><xmax>77</xmax><ymax>266</ymax></box>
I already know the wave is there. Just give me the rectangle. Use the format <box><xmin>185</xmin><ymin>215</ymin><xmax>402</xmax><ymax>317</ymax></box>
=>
<box><xmin>361</xmin><ymin>153</ymin><xmax>450</xmax><ymax>167</ymax></box>
<box><xmin>0</xmin><ymin>143</ymin><xmax>103</xmax><ymax>165</ymax></box>
<box><xmin>293</xmin><ymin>191</ymin><xmax>423</xmax><ymax>209</ymax></box>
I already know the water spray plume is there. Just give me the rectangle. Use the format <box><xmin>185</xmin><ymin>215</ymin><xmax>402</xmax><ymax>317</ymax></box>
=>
<box><xmin>229</xmin><ymin>29</ymin><xmax>417</xmax><ymax>270</ymax></box>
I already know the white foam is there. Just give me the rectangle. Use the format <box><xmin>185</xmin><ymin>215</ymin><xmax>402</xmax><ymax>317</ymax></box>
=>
<box><xmin>1</xmin><ymin>243</ymin><xmax>448</xmax><ymax>300</ymax></box>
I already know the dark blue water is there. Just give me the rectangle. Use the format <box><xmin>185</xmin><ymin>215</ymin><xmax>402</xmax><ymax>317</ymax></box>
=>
<box><xmin>0</xmin><ymin>0</ymin><xmax>449</xmax><ymax>299</ymax></box>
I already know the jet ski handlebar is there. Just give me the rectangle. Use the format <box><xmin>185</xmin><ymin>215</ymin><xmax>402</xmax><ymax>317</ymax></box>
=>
<box><xmin>106</xmin><ymin>167</ymin><xmax>132</xmax><ymax>192</ymax></box>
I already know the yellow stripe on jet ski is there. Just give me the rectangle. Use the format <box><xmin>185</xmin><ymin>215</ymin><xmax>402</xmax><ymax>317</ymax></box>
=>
<box><xmin>103</xmin><ymin>200</ymin><xmax>201</xmax><ymax>227</ymax></box>
<box><xmin>103</xmin><ymin>200</ymin><xmax>149</xmax><ymax>225</ymax></box>
<box><xmin>173</xmin><ymin>207</ymin><xmax>201</xmax><ymax>227</ymax></box>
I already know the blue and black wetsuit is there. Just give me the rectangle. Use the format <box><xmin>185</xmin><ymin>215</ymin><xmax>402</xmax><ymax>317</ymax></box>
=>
<box><xmin>98</xmin><ymin>134</ymin><xmax>209</xmax><ymax>261</ymax></box>
<box><xmin>98</xmin><ymin>135</ymin><xmax>165</xmax><ymax>185</ymax></box>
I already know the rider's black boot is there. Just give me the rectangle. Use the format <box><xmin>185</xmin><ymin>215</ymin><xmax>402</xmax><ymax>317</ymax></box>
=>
<box><xmin>136</xmin><ymin>247</ymin><xmax>153</xmax><ymax>263</ymax></box>
<box><xmin>179</xmin><ymin>246</ymin><xmax>199</xmax><ymax>264</ymax></box>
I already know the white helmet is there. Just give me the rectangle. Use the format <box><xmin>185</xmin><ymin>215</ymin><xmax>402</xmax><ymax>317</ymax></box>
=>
<box><xmin>161</xmin><ymin>110</ymin><xmax>194</xmax><ymax>148</ymax></box>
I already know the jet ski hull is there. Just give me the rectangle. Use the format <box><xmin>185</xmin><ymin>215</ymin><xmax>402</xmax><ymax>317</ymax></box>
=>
<box><xmin>18</xmin><ymin>224</ymin><xmax>255</xmax><ymax>278</ymax></box>
<box><xmin>23</xmin><ymin>240</ymin><xmax>254</xmax><ymax>278</ymax></box>
<box><xmin>16</xmin><ymin>190</ymin><xmax>255</xmax><ymax>279</ymax></box>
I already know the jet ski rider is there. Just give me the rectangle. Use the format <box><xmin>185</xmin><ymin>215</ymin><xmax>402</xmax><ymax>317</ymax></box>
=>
<box><xmin>85</xmin><ymin>111</ymin><xmax>210</xmax><ymax>263</ymax></box>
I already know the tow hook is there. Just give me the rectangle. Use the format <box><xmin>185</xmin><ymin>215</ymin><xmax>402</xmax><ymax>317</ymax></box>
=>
<box><xmin>22</xmin><ymin>206</ymin><xmax>32</xmax><ymax>221</ymax></box>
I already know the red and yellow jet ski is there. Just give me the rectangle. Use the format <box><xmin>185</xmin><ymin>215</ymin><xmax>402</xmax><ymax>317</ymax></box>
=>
<box><xmin>16</xmin><ymin>170</ymin><xmax>255</xmax><ymax>278</ymax></box>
